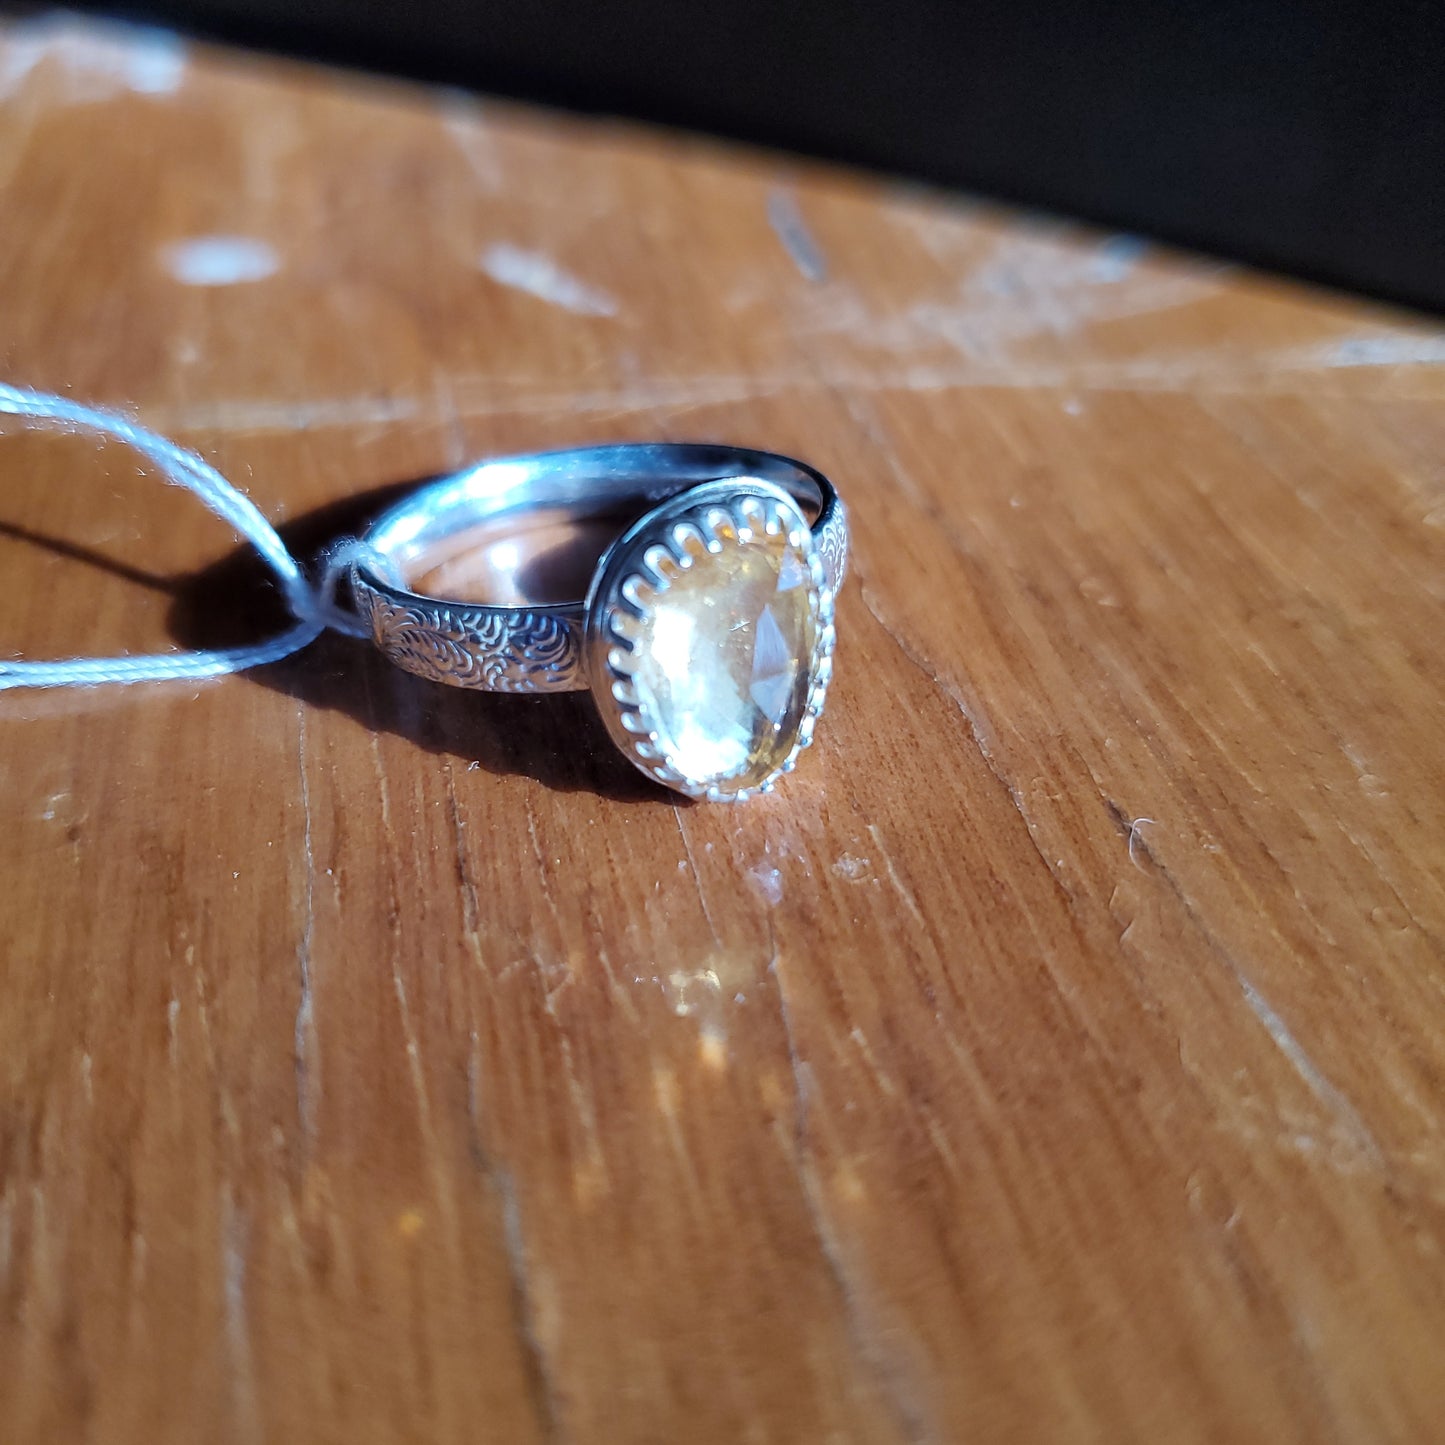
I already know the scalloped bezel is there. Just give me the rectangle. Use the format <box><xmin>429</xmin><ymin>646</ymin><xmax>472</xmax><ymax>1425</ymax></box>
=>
<box><xmin>584</xmin><ymin>478</ymin><xmax>836</xmax><ymax>801</ymax></box>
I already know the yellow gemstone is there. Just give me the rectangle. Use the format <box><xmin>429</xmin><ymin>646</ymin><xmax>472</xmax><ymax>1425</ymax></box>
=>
<box><xmin>632</xmin><ymin>529</ymin><xmax>818</xmax><ymax>792</ymax></box>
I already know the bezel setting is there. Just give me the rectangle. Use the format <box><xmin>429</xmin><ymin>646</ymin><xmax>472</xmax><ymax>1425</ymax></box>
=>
<box><xmin>584</xmin><ymin>479</ymin><xmax>837</xmax><ymax>801</ymax></box>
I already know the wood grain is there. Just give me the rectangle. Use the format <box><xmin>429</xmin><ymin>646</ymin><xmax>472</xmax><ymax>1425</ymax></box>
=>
<box><xmin>2</xmin><ymin>15</ymin><xmax>1444</xmax><ymax>1444</ymax></box>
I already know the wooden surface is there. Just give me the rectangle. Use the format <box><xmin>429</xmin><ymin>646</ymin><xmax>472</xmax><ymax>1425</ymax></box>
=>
<box><xmin>3</xmin><ymin>16</ymin><xmax>1444</xmax><ymax>1445</ymax></box>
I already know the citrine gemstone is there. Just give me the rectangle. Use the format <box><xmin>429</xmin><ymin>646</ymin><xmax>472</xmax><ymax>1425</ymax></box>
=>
<box><xmin>631</xmin><ymin>528</ymin><xmax>818</xmax><ymax>792</ymax></box>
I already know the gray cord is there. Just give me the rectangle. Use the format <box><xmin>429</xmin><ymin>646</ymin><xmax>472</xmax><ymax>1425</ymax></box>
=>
<box><xmin>0</xmin><ymin>383</ymin><xmax>373</xmax><ymax>689</ymax></box>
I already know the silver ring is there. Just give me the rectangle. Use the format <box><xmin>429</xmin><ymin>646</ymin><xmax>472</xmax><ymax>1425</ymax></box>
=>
<box><xmin>351</xmin><ymin>444</ymin><xmax>849</xmax><ymax>801</ymax></box>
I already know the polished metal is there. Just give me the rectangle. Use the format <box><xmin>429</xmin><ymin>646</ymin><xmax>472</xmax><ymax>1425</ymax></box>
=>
<box><xmin>353</xmin><ymin>444</ymin><xmax>848</xmax><ymax>797</ymax></box>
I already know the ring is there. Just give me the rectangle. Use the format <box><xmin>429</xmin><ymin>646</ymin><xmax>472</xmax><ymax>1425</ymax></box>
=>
<box><xmin>351</xmin><ymin>444</ymin><xmax>849</xmax><ymax>801</ymax></box>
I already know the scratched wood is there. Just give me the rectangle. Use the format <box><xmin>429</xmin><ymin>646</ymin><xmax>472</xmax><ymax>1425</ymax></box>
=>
<box><xmin>2</xmin><ymin>15</ymin><xmax>1444</xmax><ymax>1445</ymax></box>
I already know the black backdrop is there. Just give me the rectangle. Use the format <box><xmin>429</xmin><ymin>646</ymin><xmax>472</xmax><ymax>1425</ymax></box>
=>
<box><xmin>53</xmin><ymin>0</ymin><xmax>1445</xmax><ymax>310</ymax></box>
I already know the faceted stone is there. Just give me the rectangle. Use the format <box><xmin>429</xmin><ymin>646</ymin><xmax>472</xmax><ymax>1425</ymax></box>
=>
<box><xmin>631</xmin><ymin>528</ymin><xmax>818</xmax><ymax>792</ymax></box>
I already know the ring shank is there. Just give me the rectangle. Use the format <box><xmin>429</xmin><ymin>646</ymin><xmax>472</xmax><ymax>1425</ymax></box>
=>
<box><xmin>353</xmin><ymin>444</ymin><xmax>848</xmax><ymax>695</ymax></box>
<box><xmin>365</xmin><ymin>444</ymin><xmax>832</xmax><ymax>568</ymax></box>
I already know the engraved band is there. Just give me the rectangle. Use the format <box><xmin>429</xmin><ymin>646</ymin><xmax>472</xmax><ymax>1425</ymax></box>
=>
<box><xmin>352</xmin><ymin>444</ymin><xmax>848</xmax><ymax>695</ymax></box>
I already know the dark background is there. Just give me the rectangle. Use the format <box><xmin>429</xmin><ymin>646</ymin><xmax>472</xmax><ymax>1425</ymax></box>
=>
<box><xmin>52</xmin><ymin>0</ymin><xmax>1445</xmax><ymax>310</ymax></box>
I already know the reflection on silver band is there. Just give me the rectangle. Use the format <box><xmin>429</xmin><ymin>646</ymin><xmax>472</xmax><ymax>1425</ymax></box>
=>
<box><xmin>353</xmin><ymin>444</ymin><xmax>847</xmax><ymax>696</ymax></box>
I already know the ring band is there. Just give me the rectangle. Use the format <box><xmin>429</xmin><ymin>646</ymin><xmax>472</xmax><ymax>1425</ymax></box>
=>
<box><xmin>352</xmin><ymin>444</ymin><xmax>848</xmax><ymax>800</ymax></box>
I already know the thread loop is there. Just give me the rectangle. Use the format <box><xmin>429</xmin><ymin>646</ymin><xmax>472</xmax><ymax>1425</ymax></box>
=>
<box><xmin>0</xmin><ymin>384</ymin><xmax>370</xmax><ymax>690</ymax></box>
